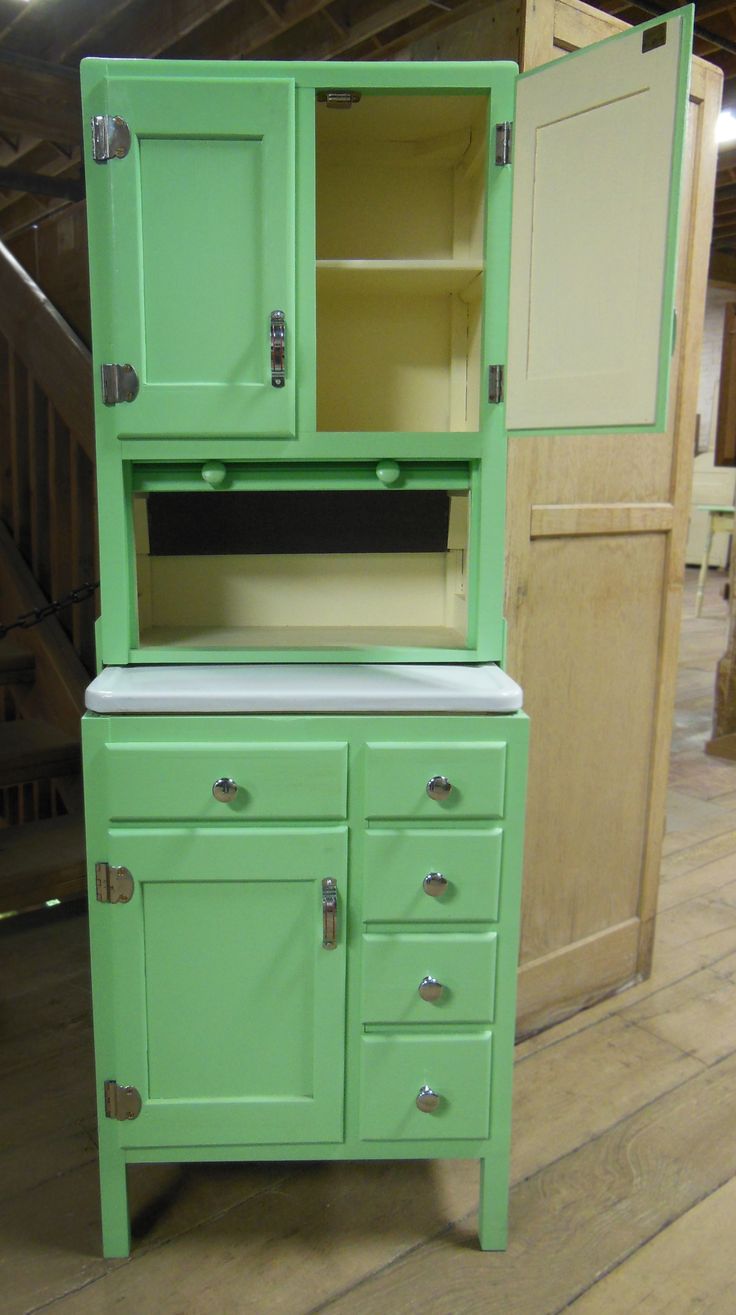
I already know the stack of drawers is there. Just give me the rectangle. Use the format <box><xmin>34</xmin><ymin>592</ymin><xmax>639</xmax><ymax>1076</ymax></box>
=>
<box><xmin>359</xmin><ymin>736</ymin><xmax>511</xmax><ymax>1145</ymax></box>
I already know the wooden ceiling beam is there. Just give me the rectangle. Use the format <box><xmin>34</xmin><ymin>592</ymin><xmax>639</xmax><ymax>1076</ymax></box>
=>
<box><xmin>58</xmin><ymin>0</ymin><xmax>244</xmax><ymax>64</ymax></box>
<box><xmin>299</xmin><ymin>0</ymin><xmax>433</xmax><ymax>60</ymax></box>
<box><xmin>0</xmin><ymin>0</ymin><xmax>124</xmax><ymax>60</ymax></box>
<box><xmin>0</xmin><ymin>188</ymin><xmax>74</xmax><ymax>241</ymax></box>
<box><xmin>0</xmin><ymin>165</ymin><xmax>83</xmax><ymax>202</ymax></box>
<box><xmin>162</xmin><ymin>0</ymin><xmax>335</xmax><ymax>60</ymax></box>
<box><xmin>362</xmin><ymin>0</ymin><xmax>486</xmax><ymax>59</ymax></box>
<box><xmin>0</xmin><ymin>147</ymin><xmax>80</xmax><ymax>216</ymax></box>
<box><xmin>0</xmin><ymin>50</ymin><xmax>81</xmax><ymax>146</ymax></box>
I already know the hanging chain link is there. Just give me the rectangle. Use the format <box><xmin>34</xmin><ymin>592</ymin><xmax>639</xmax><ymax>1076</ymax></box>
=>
<box><xmin>0</xmin><ymin>581</ymin><xmax>99</xmax><ymax>640</ymax></box>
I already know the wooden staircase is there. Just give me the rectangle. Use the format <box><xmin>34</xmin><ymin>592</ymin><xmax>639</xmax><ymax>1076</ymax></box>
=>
<box><xmin>0</xmin><ymin>239</ymin><xmax>96</xmax><ymax>915</ymax></box>
<box><xmin>0</xmin><ymin>642</ymin><xmax>86</xmax><ymax>913</ymax></box>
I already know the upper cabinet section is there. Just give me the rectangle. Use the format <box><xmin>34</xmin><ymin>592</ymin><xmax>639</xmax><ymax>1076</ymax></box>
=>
<box><xmin>83</xmin><ymin>72</ymin><xmax>296</xmax><ymax>439</ymax></box>
<box><xmin>315</xmin><ymin>93</ymin><xmax>488</xmax><ymax>435</ymax></box>
<box><xmin>507</xmin><ymin>8</ymin><xmax>692</xmax><ymax>435</ymax></box>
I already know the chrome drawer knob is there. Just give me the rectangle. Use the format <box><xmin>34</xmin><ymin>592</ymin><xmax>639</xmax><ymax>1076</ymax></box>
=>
<box><xmin>423</xmin><ymin>871</ymin><xmax>448</xmax><ymax>897</ymax></box>
<box><xmin>416</xmin><ymin>1085</ymin><xmax>441</xmax><ymax>1113</ymax></box>
<box><xmin>212</xmin><ymin>777</ymin><xmax>238</xmax><ymax>803</ymax></box>
<box><xmin>418</xmin><ymin>975</ymin><xmax>445</xmax><ymax>1002</ymax></box>
<box><xmin>426</xmin><ymin>775</ymin><xmax>452</xmax><ymax>801</ymax></box>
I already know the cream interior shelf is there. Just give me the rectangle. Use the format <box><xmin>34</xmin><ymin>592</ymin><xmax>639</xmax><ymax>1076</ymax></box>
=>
<box><xmin>316</xmin><ymin>260</ymin><xmax>484</xmax><ymax>298</ymax></box>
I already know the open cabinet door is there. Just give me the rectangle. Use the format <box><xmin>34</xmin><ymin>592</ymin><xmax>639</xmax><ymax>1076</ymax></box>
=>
<box><xmin>506</xmin><ymin>6</ymin><xmax>693</xmax><ymax>434</ymax></box>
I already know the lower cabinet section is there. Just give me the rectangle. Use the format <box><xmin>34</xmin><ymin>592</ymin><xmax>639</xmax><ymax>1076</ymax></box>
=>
<box><xmin>83</xmin><ymin>711</ymin><xmax>528</xmax><ymax>1257</ymax></box>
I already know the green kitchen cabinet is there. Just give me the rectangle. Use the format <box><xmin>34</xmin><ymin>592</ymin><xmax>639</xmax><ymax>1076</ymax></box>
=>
<box><xmin>83</xmin><ymin>699</ymin><xmax>528</xmax><ymax>1257</ymax></box>
<box><xmin>79</xmin><ymin>7</ymin><xmax>692</xmax><ymax>1259</ymax></box>
<box><xmin>81</xmin><ymin>7</ymin><xmax>692</xmax><ymax>668</ymax></box>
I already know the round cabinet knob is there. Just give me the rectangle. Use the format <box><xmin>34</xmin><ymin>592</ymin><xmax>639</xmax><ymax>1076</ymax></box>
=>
<box><xmin>423</xmin><ymin>871</ymin><xmax>448</xmax><ymax>898</ymax></box>
<box><xmin>201</xmin><ymin>461</ymin><xmax>227</xmax><ymax>487</ymax></box>
<box><xmin>426</xmin><ymin>775</ymin><xmax>452</xmax><ymax>801</ymax></box>
<box><xmin>418</xmin><ymin>975</ymin><xmax>445</xmax><ymax>1002</ymax></box>
<box><xmin>376</xmin><ymin>460</ymin><xmax>401</xmax><ymax>486</ymax></box>
<box><xmin>212</xmin><ymin>777</ymin><xmax>238</xmax><ymax>803</ymax></box>
<box><xmin>416</xmin><ymin>1085</ymin><xmax>441</xmax><ymax>1113</ymax></box>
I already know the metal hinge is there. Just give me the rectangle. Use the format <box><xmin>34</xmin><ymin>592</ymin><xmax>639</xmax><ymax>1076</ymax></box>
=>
<box><xmin>91</xmin><ymin>115</ymin><xmax>131</xmax><ymax>163</ymax></box>
<box><xmin>488</xmin><ymin>364</ymin><xmax>504</xmax><ymax>404</ymax></box>
<box><xmin>95</xmin><ymin>862</ymin><xmax>134</xmax><ymax>904</ymax></box>
<box><xmin>317</xmin><ymin>90</ymin><xmax>361</xmax><ymax>109</ymax></box>
<box><xmin>495</xmin><ymin>121</ymin><xmax>512</xmax><ymax>166</ymax></box>
<box><xmin>100</xmin><ymin>363</ymin><xmax>139</xmax><ymax>406</ymax></box>
<box><xmin>104</xmin><ymin>1080</ymin><xmax>142</xmax><ymax>1121</ymax></box>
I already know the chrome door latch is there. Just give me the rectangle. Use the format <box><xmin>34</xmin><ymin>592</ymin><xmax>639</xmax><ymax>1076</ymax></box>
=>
<box><xmin>270</xmin><ymin>310</ymin><xmax>286</xmax><ymax>387</ymax></box>
<box><xmin>322</xmin><ymin>878</ymin><xmax>337</xmax><ymax>949</ymax></box>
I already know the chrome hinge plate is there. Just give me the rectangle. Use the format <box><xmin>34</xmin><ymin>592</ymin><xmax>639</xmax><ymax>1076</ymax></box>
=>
<box><xmin>100</xmin><ymin>363</ymin><xmax>139</xmax><ymax>406</ymax></box>
<box><xmin>104</xmin><ymin>1080</ymin><xmax>142</xmax><ymax>1121</ymax></box>
<box><xmin>95</xmin><ymin>862</ymin><xmax>134</xmax><ymax>904</ymax></box>
<box><xmin>488</xmin><ymin>364</ymin><xmax>504</xmax><ymax>404</ymax></box>
<box><xmin>495</xmin><ymin>121</ymin><xmax>512</xmax><ymax>166</ymax></box>
<box><xmin>317</xmin><ymin>90</ymin><xmax>361</xmax><ymax>109</ymax></box>
<box><xmin>91</xmin><ymin>115</ymin><xmax>131</xmax><ymax>163</ymax></box>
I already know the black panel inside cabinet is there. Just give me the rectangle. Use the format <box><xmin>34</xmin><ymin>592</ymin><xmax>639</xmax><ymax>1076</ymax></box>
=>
<box><xmin>146</xmin><ymin>491</ymin><xmax>452</xmax><ymax>555</ymax></box>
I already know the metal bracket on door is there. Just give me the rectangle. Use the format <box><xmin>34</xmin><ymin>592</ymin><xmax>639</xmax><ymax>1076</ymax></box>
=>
<box><xmin>95</xmin><ymin>862</ymin><xmax>134</xmax><ymax>904</ymax></box>
<box><xmin>104</xmin><ymin>1080</ymin><xmax>142</xmax><ymax>1121</ymax></box>
<box><xmin>322</xmin><ymin>878</ymin><xmax>337</xmax><ymax>949</ymax></box>
<box><xmin>91</xmin><ymin>115</ymin><xmax>131</xmax><ymax>163</ymax></box>
<box><xmin>317</xmin><ymin>91</ymin><xmax>361</xmax><ymax>108</ymax></box>
<box><xmin>101</xmin><ymin>363</ymin><xmax>139</xmax><ymax>406</ymax></box>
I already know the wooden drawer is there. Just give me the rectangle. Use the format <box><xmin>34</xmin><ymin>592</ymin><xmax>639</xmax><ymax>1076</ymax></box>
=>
<box><xmin>102</xmin><ymin>741</ymin><xmax>348</xmax><ymax>821</ymax></box>
<box><xmin>363</xmin><ymin>829</ymin><xmax>502</xmax><ymax>922</ymax></box>
<box><xmin>362</xmin><ymin>932</ymin><xmax>497</xmax><ymax>1024</ymax></box>
<box><xmin>360</xmin><ymin>1032</ymin><xmax>493</xmax><ymax>1141</ymax></box>
<box><xmin>363</xmin><ymin>742</ymin><xmax>506</xmax><ymax>819</ymax></box>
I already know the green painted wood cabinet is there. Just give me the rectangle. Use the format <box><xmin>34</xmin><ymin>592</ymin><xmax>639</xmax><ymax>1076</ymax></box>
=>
<box><xmin>80</xmin><ymin>8</ymin><xmax>691</xmax><ymax>1258</ymax></box>
<box><xmin>83</xmin><ymin>711</ymin><xmax>528</xmax><ymax>1255</ymax></box>
<box><xmin>81</xmin><ymin>8</ymin><xmax>691</xmax><ymax>668</ymax></box>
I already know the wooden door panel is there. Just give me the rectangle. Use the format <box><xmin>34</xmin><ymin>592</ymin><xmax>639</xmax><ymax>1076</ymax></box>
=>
<box><xmin>508</xmin><ymin>8</ymin><xmax>692</xmax><ymax>433</ymax></box>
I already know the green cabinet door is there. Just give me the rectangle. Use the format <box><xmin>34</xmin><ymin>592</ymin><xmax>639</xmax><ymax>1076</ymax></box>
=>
<box><xmin>83</xmin><ymin>70</ymin><xmax>295</xmax><ymax>439</ymax></box>
<box><xmin>96</xmin><ymin>826</ymin><xmax>347</xmax><ymax>1147</ymax></box>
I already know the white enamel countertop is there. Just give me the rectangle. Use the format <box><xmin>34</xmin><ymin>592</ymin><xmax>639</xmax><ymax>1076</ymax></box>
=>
<box><xmin>85</xmin><ymin>664</ymin><xmax>523</xmax><ymax>714</ymax></box>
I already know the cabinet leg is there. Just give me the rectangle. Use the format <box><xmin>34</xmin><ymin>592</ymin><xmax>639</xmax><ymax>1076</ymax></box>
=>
<box><xmin>478</xmin><ymin>1157</ymin><xmax>509</xmax><ymax>1251</ymax></box>
<box><xmin>98</xmin><ymin>1142</ymin><xmax>131</xmax><ymax>1258</ymax></box>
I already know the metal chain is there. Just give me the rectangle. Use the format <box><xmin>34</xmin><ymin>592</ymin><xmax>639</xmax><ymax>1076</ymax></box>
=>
<box><xmin>0</xmin><ymin>581</ymin><xmax>99</xmax><ymax>640</ymax></box>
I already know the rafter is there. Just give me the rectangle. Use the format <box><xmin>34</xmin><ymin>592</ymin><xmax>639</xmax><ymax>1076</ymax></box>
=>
<box><xmin>0</xmin><ymin>166</ymin><xmax>83</xmax><ymax>202</ymax></box>
<box><xmin>59</xmin><ymin>0</ymin><xmax>245</xmax><ymax>64</ymax></box>
<box><xmin>0</xmin><ymin>50</ymin><xmax>80</xmax><ymax>145</ymax></box>
<box><xmin>162</xmin><ymin>0</ymin><xmax>336</xmax><ymax>59</ymax></box>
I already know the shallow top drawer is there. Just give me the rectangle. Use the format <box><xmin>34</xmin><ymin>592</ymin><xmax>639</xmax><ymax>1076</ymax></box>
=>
<box><xmin>363</xmin><ymin>742</ymin><xmax>505</xmax><ymax>819</ymax></box>
<box><xmin>102</xmin><ymin>742</ymin><xmax>347</xmax><ymax>821</ymax></box>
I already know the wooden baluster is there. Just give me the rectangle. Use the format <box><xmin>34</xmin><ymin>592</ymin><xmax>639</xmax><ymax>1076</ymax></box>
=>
<box><xmin>9</xmin><ymin>350</ymin><xmax>31</xmax><ymax>562</ymax></box>
<box><xmin>0</xmin><ymin>335</ymin><xmax>11</xmax><ymax>529</ymax></box>
<box><xmin>48</xmin><ymin>408</ymin><xmax>72</xmax><ymax>636</ymax></box>
<box><xmin>30</xmin><ymin>380</ymin><xmax>51</xmax><ymax>598</ymax></box>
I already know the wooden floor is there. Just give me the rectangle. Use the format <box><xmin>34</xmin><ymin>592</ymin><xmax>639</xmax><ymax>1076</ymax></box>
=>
<box><xmin>3</xmin><ymin>566</ymin><xmax>736</xmax><ymax>1315</ymax></box>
